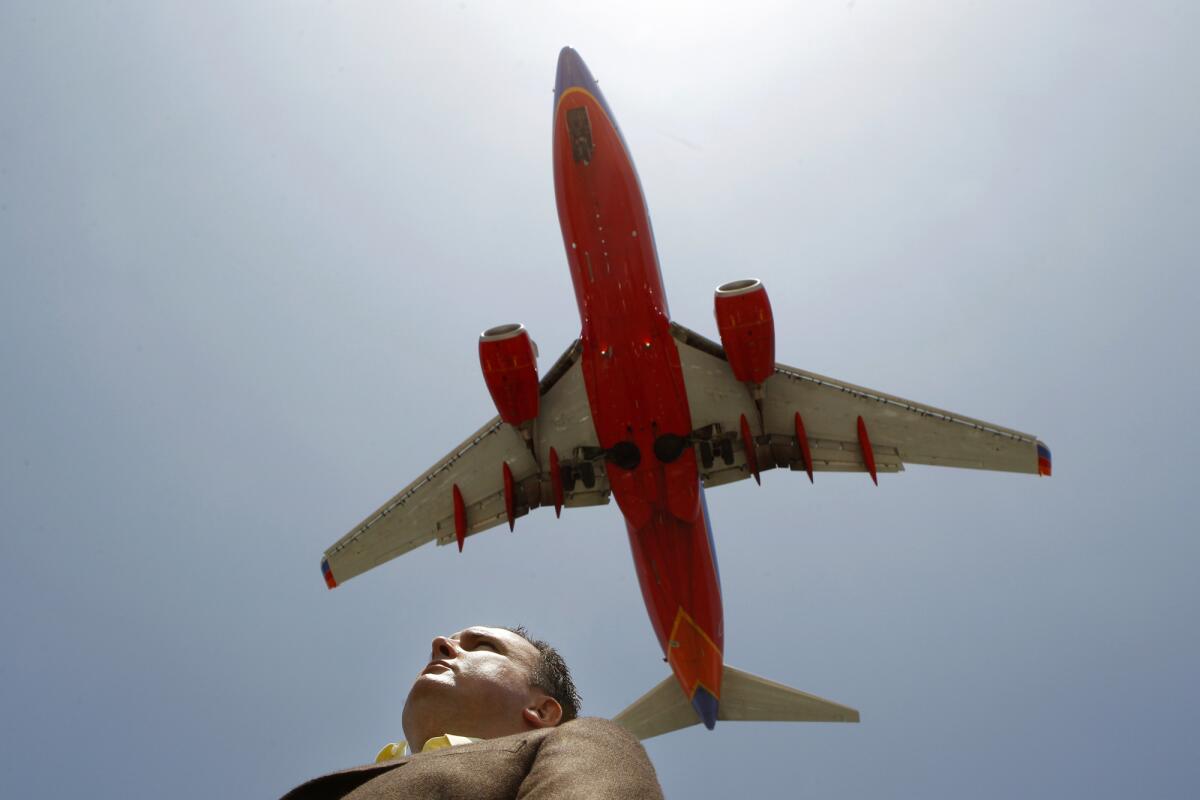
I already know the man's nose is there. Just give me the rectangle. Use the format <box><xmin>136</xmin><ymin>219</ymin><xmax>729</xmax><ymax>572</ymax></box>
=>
<box><xmin>431</xmin><ymin>635</ymin><xmax>457</xmax><ymax>660</ymax></box>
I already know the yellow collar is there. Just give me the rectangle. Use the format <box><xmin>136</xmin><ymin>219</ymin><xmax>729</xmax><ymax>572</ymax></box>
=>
<box><xmin>375</xmin><ymin>733</ymin><xmax>481</xmax><ymax>762</ymax></box>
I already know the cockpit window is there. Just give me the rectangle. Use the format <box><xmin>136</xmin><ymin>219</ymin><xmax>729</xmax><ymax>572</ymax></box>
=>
<box><xmin>566</xmin><ymin>106</ymin><xmax>595</xmax><ymax>165</ymax></box>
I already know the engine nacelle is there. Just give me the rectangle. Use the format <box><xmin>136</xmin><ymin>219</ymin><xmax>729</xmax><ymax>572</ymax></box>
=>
<box><xmin>479</xmin><ymin>323</ymin><xmax>539</xmax><ymax>426</ymax></box>
<box><xmin>714</xmin><ymin>279</ymin><xmax>775</xmax><ymax>384</ymax></box>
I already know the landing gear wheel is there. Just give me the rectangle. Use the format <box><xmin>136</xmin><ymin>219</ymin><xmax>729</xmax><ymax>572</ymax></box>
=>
<box><xmin>719</xmin><ymin>438</ymin><xmax>735</xmax><ymax>466</ymax></box>
<box><xmin>560</xmin><ymin>464</ymin><xmax>577</xmax><ymax>492</ymax></box>
<box><xmin>699</xmin><ymin>441</ymin><xmax>714</xmax><ymax>469</ymax></box>
<box><xmin>579</xmin><ymin>461</ymin><xmax>597</xmax><ymax>489</ymax></box>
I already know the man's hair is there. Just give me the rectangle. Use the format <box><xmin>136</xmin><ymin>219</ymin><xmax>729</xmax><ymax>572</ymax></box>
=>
<box><xmin>504</xmin><ymin>625</ymin><xmax>581</xmax><ymax>723</ymax></box>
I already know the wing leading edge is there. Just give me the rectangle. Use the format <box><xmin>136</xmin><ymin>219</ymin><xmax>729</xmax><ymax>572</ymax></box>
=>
<box><xmin>322</xmin><ymin>340</ymin><xmax>609</xmax><ymax>588</ymax></box>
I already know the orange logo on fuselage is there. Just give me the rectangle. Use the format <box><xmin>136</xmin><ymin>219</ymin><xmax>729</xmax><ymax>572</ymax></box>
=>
<box><xmin>666</xmin><ymin>607</ymin><xmax>723</xmax><ymax>701</ymax></box>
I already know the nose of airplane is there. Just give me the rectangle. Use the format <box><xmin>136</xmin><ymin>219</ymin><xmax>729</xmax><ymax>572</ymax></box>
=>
<box><xmin>555</xmin><ymin>46</ymin><xmax>599</xmax><ymax>105</ymax></box>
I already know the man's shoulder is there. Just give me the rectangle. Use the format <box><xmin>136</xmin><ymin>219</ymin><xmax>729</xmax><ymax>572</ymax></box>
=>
<box><xmin>541</xmin><ymin>716</ymin><xmax>639</xmax><ymax>745</ymax></box>
<box><xmin>279</xmin><ymin>720</ymin><xmax>658</xmax><ymax>800</ymax></box>
<box><xmin>521</xmin><ymin>717</ymin><xmax>664</xmax><ymax>798</ymax></box>
<box><xmin>438</xmin><ymin>716</ymin><xmax>632</xmax><ymax>754</ymax></box>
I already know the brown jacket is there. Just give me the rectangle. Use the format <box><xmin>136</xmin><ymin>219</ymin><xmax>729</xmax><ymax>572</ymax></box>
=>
<box><xmin>280</xmin><ymin>717</ymin><xmax>664</xmax><ymax>800</ymax></box>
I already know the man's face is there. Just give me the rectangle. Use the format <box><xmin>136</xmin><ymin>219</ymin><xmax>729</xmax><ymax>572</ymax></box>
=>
<box><xmin>401</xmin><ymin>626</ymin><xmax>551</xmax><ymax>747</ymax></box>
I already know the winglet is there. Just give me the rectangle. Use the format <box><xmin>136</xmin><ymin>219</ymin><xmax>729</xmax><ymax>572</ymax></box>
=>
<box><xmin>321</xmin><ymin>558</ymin><xmax>337</xmax><ymax>590</ymax></box>
<box><xmin>1037</xmin><ymin>442</ymin><xmax>1052</xmax><ymax>477</ymax></box>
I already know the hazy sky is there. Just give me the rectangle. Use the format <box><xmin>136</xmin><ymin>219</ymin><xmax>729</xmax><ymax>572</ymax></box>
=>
<box><xmin>3</xmin><ymin>2</ymin><xmax>1198</xmax><ymax>798</ymax></box>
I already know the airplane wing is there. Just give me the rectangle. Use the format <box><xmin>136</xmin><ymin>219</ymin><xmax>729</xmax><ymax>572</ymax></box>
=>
<box><xmin>321</xmin><ymin>340</ymin><xmax>609</xmax><ymax>587</ymax></box>
<box><xmin>670</xmin><ymin>322</ymin><xmax>1051</xmax><ymax>488</ymax></box>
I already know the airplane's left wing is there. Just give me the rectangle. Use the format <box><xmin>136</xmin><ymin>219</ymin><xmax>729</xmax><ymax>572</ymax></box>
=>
<box><xmin>670</xmin><ymin>322</ymin><xmax>1050</xmax><ymax>489</ymax></box>
<box><xmin>321</xmin><ymin>340</ymin><xmax>608</xmax><ymax>588</ymax></box>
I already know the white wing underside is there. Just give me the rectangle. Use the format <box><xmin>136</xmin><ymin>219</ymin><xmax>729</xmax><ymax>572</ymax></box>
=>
<box><xmin>323</xmin><ymin>341</ymin><xmax>610</xmax><ymax>585</ymax></box>
<box><xmin>323</xmin><ymin>324</ymin><xmax>1046</xmax><ymax>585</ymax></box>
<box><xmin>671</xmin><ymin>323</ymin><xmax>1045</xmax><ymax>489</ymax></box>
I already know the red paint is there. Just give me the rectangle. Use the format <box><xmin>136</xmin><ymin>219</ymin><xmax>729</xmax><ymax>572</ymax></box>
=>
<box><xmin>740</xmin><ymin>413</ymin><xmax>760</xmax><ymax>485</ymax></box>
<box><xmin>794</xmin><ymin>412</ymin><xmax>813</xmax><ymax>483</ymax></box>
<box><xmin>479</xmin><ymin>324</ymin><xmax>539</xmax><ymax>426</ymax></box>
<box><xmin>549</xmin><ymin>447</ymin><xmax>563</xmax><ymax>518</ymax></box>
<box><xmin>453</xmin><ymin>484</ymin><xmax>467</xmax><ymax>552</ymax></box>
<box><xmin>1038</xmin><ymin>457</ymin><xmax>1052</xmax><ymax>477</ymax></box>
<box><xmin>502</xmin><ymin>461</ymin><xmax>516</xmax><ymax>531</ymax></box>
<box><xmin>856</xmin><ymin>416</ymin><xmax>878</xmax><ymax>485</ymax></box>
<box><xmin>714</xmin><ymin>280</ymin><xmax>775</xmax><ymax>384</ymax></box>
<box><xmin>626</xmin><ymin>508</ymin><xmax>724</xmax><ymax>704</ymax></box>
<box><xmin>554</xmin><ymin>49</ymin><xmax>722</xmax><ymax>698</ymax></box>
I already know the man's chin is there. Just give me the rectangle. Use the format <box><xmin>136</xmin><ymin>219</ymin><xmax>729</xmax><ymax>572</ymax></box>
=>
<box><xmin>408</xmin><ymin>669</ymin><xmax>456</xmax><ymax>695</ymax></box>
<box><xmin>402</xmin><ymin>674</ymin><xmax>463</xmax><ymax>744</ymax></box>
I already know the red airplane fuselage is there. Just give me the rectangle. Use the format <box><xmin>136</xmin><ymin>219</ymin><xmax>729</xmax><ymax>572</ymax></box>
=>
<box><xmin>552</xmin><ymin>48</ymin><xmax>723</xmax><ymax>725</ymax></box>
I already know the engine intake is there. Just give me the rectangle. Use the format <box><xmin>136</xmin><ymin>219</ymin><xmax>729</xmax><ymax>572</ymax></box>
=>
<box><xmin>479</xmin><ymin>323</ymin><xmax>539</xmax><ymax>426</ymax></box>
<box><xmin>714</xmin><ymin>279</ymin><xmax>775</xmax><ymax>384</ymax></box>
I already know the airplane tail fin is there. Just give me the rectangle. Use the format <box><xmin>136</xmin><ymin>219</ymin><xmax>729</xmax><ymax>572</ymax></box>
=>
<box><xmin>613</xmin><ymin>664</ymin><xmax>859</xmax><ymax>741</ymax></box>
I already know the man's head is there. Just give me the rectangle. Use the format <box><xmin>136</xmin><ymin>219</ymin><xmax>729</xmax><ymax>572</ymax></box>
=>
<box><xmin>401</xmin><ymin>625</ymin><xmax>580</xmax><ymax>749</ymax></box>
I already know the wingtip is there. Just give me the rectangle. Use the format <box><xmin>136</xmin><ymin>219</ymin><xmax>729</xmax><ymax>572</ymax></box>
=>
<box><xmin>1037</xmin><ymin>441</ymin><xmax>1052</xmax><ymax>477</ymax></box>
<box><xmin>321</xmin><ymin>559</ymin><xmax>338</xmax><ymax>590</ymax></box>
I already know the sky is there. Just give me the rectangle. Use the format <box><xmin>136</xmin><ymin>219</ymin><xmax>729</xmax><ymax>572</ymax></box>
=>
<box><xmin>2</xmin><ymin>1</ymin><xmax>1198</xmax><ymax>797</ymax></box>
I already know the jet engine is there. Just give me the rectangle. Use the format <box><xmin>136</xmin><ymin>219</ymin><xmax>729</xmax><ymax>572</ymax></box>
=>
<box><xmin>714</xmin><ymin>279</ymin><xmax>774</xmax><ymax>384</ymax></box>
<box><xmin>479</xmin><ymin>323</ymin><xmax>539</xmax><ymax>426</ymax></box>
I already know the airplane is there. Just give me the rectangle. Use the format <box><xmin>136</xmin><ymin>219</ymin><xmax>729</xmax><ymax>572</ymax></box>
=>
<box><xmin>320</xmin><ymin>47</ymin><xmax>1051</xmax><ymax>740</ymax></box>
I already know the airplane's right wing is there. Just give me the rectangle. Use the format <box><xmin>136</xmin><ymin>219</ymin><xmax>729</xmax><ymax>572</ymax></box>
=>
<box><xmin>321</xmin><ymin>340</ymin><xmax>609</xmax><ymax>588</ymax></box>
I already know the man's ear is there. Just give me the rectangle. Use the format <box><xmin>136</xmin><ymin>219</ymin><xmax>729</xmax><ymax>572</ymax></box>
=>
<box><xmin>522</xmin><ymin>694</ymin><xmax>564</xmax><ymax>729</ymax></box>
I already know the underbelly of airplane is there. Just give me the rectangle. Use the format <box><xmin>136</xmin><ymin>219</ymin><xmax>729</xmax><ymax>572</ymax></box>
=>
<box><xmin>553</xmin><ymin>57</ymin><xmax>725</xmax><ymax>712</ymax></box>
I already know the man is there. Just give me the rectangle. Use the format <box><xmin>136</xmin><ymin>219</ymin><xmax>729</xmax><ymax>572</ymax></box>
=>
<box><xmin>281</xmin><ymin>625</ymin><xmax>663</xmax><ymax>799</ymax></box>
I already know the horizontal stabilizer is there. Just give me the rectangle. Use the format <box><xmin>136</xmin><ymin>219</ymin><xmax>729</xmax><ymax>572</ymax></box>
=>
<box><xmin>613</xmin><ymin>664</ymin><xmax>859</xmax><ymax>741</ymax></box>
